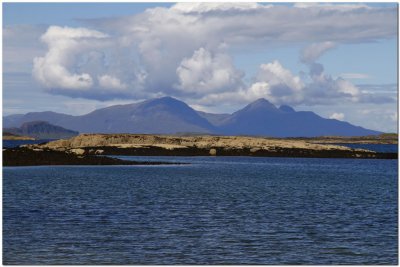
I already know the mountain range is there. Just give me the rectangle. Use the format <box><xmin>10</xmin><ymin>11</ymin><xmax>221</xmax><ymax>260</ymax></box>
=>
<box><xmin>3</xmin><ymin>96</ymin><xmax>381</xmax><ymax>137</ymax></box>
<box><xmin>4</xmin><ymin>121</ymin><xmax>79</xmax><ymax>139</ymax></box>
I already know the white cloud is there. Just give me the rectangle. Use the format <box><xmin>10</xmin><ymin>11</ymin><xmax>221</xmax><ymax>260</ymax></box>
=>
<box><xmin>301</xmin><ymin>41</ymin><xmax>337</xmax><ymax>63</ymax></box>
<box><xmin>243</xmin><ymin>60</ymin><xmax>367</xmax><ymax>106</ymax></box>
<box><xmin>27</xmin><ymin>3</ymin><xmax>396</xmax><ymax>103</ymax></box>
<box><xmin>258</xmin><ymin>61</ymin><xmax>304</xmax><ymax>92</ymax></box>
<box><xmin>32</xmin><ymin>26</ymin><xmax>148</xmax><ymax>100</ymax></box>
<box><xmin>247</xmin><ymin>82</ymin><xmax>271</xmax><ymax>99</ymax></box>
<box><xmin>335</xmin><ymin>79</ymin><xmax>359</xmax><ymax>97</ymax></box>
<box><xmin>98</xmin><ymin>75</ymin><xmax>127</xmax><ymax>90</ymax></box>
<box><xmin>33</xmin><ymin>26</ymin><xmax>108</xmax><ymax>91</ymax></box>
<box><xmin>171</xmin><ymin>2</ymin><xmax>269</xmax><ymax>14</ymax></box>
<box><xmin>250</xmin><ymin>60</ymin><xmax>305</xmax><ymax>104</ymax></box>
<box><xmin>294</xmin><ymin>3</ymin><xmax>371</xmax><ymax>11</ymax></box>
<box><xmin>330</xmin><ymin>112</ymin><xmax>345</xmax><ymax>120</ymax></box>
<box><xmin>175</xmin><ymin>48</ymin><xmax>244</xmax><ymax>95</ymax></box>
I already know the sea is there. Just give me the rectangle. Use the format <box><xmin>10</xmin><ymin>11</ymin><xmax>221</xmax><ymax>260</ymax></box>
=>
<box><xmin>2</xmin><ymin>141</ymin><xmax>398</xmax><ymax>264</ymax></box>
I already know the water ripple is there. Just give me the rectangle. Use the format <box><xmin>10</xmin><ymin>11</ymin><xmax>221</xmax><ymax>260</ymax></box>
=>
<box><xmin>3</xmin><ymin>157</ymin><xmax>398</xmax><ymax>264</ymax></box>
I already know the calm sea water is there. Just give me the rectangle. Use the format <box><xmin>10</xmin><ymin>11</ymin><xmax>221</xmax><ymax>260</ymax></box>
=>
<box><xmin>334</xmin><ymin>143</ymin><xmax>398</xmax><ymax>153</ymax></box>
<box><xmin>3</xmin><ymin>156</ymin><xmax>398</xmax><ymax>264</ymax></box>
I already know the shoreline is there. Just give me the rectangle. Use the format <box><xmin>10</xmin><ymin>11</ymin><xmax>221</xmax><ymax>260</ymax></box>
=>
<box><xmin>3</xmin><ymin>135</ymin><xmax>35</xmax><ymax>141</ymax></box>
<box><xmin>3</xmin><ymin>133</ymin><xmax>397</xmax><ymax>166</ymax></box>
<box><xmin>75</xmin><ymin>145</ymin><xmax>398</xmax><ymax>159</ymax></box>
<box><xmin>32</xmin><ymin>133</ymin><xmax>398</xmax><ymax>159</ymax></box>
<box><xmin>3</xmin><ymin>147</ymin><xmax>187</xmax><ymax>167</ymax></box>
<box><xmin>3</xmin><ymin>145</ymin><xmax>397</xmax><ymax>167</ymax></box>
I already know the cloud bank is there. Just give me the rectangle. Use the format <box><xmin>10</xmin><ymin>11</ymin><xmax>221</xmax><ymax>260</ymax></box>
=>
<box><xmin>29</xmin><ymin>3</ymin><xmax>396</xmax><ymax>105</ymax></box>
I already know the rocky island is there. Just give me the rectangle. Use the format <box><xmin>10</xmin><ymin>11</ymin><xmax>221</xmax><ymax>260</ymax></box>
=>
<box><xmin>6</xmin><ymin>133</ymin><xmax>394</xmax><ymax>160</ymax></box>
<box><xmin>292</xmin><ymin>133</ymin><xmax>398</xmax><ymax>145</ymax></box>
<box><xmin>4</xmin><ymin>133</ymin><xmax>397</xmax><ymax>166</ymax></box>
<box><xmin>3</xmin><ymin>132</ymin><xmax>35</xmax><ymax>141</ymax></box>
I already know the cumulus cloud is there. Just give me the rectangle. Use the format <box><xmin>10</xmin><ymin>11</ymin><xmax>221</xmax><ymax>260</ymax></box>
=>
<box><xmin>175</xmin><ymin>48</ymin><xmax>244</xmax><ymax>95</ymax></box>
<box><xmin>329</xmin><ymin>112</ymin><xmax>345</xmax><ymax>120</ymax></box>
<box><xmin>245</xmin><ymin>60</ymin><xmax>305</xmax><ymax>105</ymax></box>
<box><xmin>258</xmin><ymin>61</ymin><xmax>304</xmax><ymax>92</ymax></box>
<box><xmin>32</xmin><ymin>26</ymin><xmax>148</xmax><ymax>100</ymax></box>
<box><xmin>28</xmin><ymin>3</ymin><xmax>396</xmax><ymax>103</ymax></box>
<box><xmin>301</xmin><ymin>41</ymin><xmax>337</xmax><ymax>63</ymax></box>
<box><xmin>98</xmin><ymin>75</ymin><xmax>127</xmax><ymax>90</ymax></box>
<box><xmin>33</xmin><ymin>26</ymin><xmax>108</xmax><ymax>91</ymax></box>
<box><xmin>225</xmin><ymin>59</ymin><xmax>368</xmax><ymax>107</ymax></box>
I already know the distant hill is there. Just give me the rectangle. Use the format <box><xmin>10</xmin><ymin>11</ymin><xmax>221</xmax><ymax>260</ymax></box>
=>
<box><xmin>3</xmin><ymin>131</ymin><xmax>35</xmax><ymax>140</ymax></box>
<box><xmin>3</xmin><ymin>97</ymin><xmax>216</xmax><ymax>134</ymax></box>
<box><xmin>4</xmin><ymin>121</ymin><xmax>79</xmax><ymax>139</ymax></box>
<box><xmin>218</xmin><ymin>98</ymin><xmax>380</xmax><ymax>137</ymax></box>
<box><xmin>3</xmin><ymin>96</ymin><xmax>381</xmax><ymax>137</ymax></box>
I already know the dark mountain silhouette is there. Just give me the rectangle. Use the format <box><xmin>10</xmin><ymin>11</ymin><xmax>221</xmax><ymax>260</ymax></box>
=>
<box><xmin>4</xmin><ymin>97</ymin><xmax>216</xmax><ymax>134</ymax></box>
<box><xmin>3</xmin><ymin>96</ymin><xmax>381</xmax><ymax>137</ymax></box>
<box><xmin>75</xmin><ymin>96</ymin><xmax>216</xmax><ymax>134</ymax></box>
<box><xmin>218</xmin><ymin>98</ymin><xmax>380</xmax><ymax>137</ymax></box>
<box><xmin>4</xmin><ymin>121</ymin><xmax>79</xmax><ymax>139</ymax></box>
<box><xmin>3</xmin><ymin>111</ymin><xmax>76</xmax><ymax>130</ymax></box>
<box><xmin>279</xmin><ymin>105</ymin><xmax>296</xmax><ymax>113</ymax></box>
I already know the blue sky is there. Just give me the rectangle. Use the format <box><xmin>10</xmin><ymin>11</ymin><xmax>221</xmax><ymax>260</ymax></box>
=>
<box><xmin>3</xmin><ymin>2</ymin><xmax>398</xmax><ymax>132</ymax></box>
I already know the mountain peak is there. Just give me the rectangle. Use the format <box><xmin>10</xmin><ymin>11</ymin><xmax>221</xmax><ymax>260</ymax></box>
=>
<box><xmin>153</xmin><ymin>96</ymin><xmax>179</xmax><ymax>103</ymax></box>
<box><xmin>279</xmin><ymin>105</ymin><xmax>295</xmax><ymax>113</ymax></box>
<box><xmin>3</xmin><ymin>96</ymin><xmax>381</xmax><ymax>137</ymax></box>
<box><xmin>244</xmin><ymin>98</ymin><xmax>278</xmax><ymax>111</ymax></box>
<box><xmin>252</xmin><ymin>98</ymin><xmax>272</xmax><ymax>105</ymax></box>
<box><xmin>141</xmin><ymin>96</ymin><xmax>183</xmax><ymax>107</ymax></box>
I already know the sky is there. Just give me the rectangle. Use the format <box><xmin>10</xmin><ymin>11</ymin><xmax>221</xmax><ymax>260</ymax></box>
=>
<box><xmin>3</xmin><ymin>2</ymin><xmax>398</xmax><ymax>132</ymax></box>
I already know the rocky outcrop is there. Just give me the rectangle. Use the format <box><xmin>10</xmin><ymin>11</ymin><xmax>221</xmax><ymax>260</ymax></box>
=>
<box><xmin>28</xmin><ymin>133</ymin><xmax>397</xmax><ymax>159</ymax></box>
<box><xmin>37</xmin><ymin>133</ymin><xmax>357</xmax><ymax>151</ymax></box>
<box><xmin>3</xmin><ymin>147</ymin><xmax>185</xmax><ymax>166</ymax></box>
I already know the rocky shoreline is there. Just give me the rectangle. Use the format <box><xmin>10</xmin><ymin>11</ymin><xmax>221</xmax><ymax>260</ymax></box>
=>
<box><xmin>13</xmin><ymin>133</ymin><xmax>396</xmax><ymax>162</ymax></box>
<box><xmin>292</xmin><ymin>134</ymin><xmax>398</xmax><ymax>145</ymax></box>
<box><xmin>3</xmin><ymin>147</ymin><xmax>185</xmax><ymax>167</ymax></box>
<box><xmin>53</xmin><ymin>144</ymin><xmax>397</xmax><ymax>159</ymax></box>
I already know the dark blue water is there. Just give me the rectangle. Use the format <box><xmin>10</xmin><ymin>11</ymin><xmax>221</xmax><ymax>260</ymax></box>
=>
<box><xmin>3</xmin><ymin>157</ymin><xmax>398</xmax><ymax>264</ymax></box>
<box><xmin>334</xmin><ymin>143</ymin><xmax>398</xmax><ymax>153</ymax></box>
<box><xmin>3</xmin><ymin>139</ymin><xmax>55</xmax><ymax>148</ymax></box>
